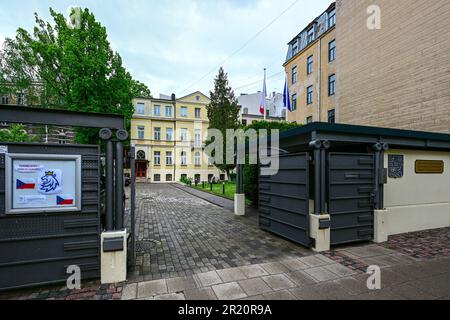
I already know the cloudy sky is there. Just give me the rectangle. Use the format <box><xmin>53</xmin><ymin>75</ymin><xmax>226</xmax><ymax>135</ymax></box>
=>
<box><xmin>0</xmin><ymin>0</ymin><xmax>331</xmax><ymax>97</ymax></box>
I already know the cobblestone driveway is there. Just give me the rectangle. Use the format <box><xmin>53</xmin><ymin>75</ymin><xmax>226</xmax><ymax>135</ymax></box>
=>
<box><xmin>128</xmin><ymin>184</ymin><xmax>311</xmax><ymax>282</ymax></box>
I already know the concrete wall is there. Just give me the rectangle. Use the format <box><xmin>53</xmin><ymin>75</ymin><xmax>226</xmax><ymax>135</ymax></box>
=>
<box><xmin>336</xmin><ymin>0</ymin><xmax>450</xmax><ymax>133</ymax></box>
<box><xmin>383</xmin><ymin>149</ymin><xmax>450</xmax><ymax>236</ymax></box>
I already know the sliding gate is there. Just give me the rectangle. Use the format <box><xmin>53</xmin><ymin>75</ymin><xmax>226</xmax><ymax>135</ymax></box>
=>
<box><xmin>259</xmin><ymin>153</ymin><xmax>310</xmax><ymax>247</ymax></box>
<box><xmin>328</xmin><ymin>153</ymin><xmax>375</xmax><ymax>245</ymax></box>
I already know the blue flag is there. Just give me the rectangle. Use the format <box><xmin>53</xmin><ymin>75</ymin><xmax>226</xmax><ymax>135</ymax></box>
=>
<box><xmin>283</xmin><ymin>78</ymin><xmax>292</xmax><ymax>112</ymax></box>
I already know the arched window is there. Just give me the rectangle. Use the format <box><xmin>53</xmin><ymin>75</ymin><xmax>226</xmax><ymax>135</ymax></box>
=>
<box><xmin>243</xmin><ymin>108</ymin><xmax>249</xmax><ymax>115</ymax></box>
<box><xmin>137</xmin><ymin>150</ymin><xmax>146</xmax><ymax>160</ymax></box>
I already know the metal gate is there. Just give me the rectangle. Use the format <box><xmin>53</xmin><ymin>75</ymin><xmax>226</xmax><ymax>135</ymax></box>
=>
<box><xmin>328</xmin><ymin>153</ymin><xmax>375</xmax><ymax>245</ymax></box>
<box><xmin>259</xmin><ymin>153</ymin><xmax>310</xmax><ymax>247</ymax></box>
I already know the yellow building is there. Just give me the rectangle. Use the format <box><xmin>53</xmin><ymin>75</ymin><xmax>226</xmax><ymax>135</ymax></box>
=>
<box><xmin>131</xmin><ymin>91</ymin><xmax>226</xmax><ymax>183</ymax></box>
<box><xmin>283</xmin><ymin>2</ymin><xmax>336</xmax><ymax>125</ymax></box>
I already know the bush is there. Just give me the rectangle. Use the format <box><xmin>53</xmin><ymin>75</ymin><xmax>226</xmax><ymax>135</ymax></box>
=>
<box><xmin>243</xmin><ymin>121</ymin><xmax>301</xmax><ymax>205</ymax></box>
<box><xmin>180</xmin><ymin>176</ymin><xmax>193</xmax><ymax>185</ymax></box>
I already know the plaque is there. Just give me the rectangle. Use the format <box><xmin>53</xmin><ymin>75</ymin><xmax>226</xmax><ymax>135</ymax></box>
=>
<box><xmin>415</xmin><ymin>160</ymin><xmax>444</xmax><ymax>174</ymax></box>
<box><xmin>388</xmin><ymin>155</ymin><xmax>404</xmax><ymax>179</ymax></box>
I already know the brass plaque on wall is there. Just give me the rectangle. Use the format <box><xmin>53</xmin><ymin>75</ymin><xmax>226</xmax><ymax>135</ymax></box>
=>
<box><xmin>415</xmin><ymin>160</ymin><xmax>444</xmax><ymax>174</ymax></box>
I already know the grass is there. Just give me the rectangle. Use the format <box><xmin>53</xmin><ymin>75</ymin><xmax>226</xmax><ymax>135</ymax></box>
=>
<box><xmin>191</xmin><ymin>181</ymin><xmax>237</xmax><ymax>200</ymax></box>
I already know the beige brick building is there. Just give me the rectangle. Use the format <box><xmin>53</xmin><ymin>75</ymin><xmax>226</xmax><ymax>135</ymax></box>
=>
<box><xmin>284</xmin><ymin>3</ymin><xmax>337</xmax><ymax>125</ymax></box>
<box><xmin>335</xmin><ymin>0</ymin><xmax>450</xmax><ymax>133</ymax></box>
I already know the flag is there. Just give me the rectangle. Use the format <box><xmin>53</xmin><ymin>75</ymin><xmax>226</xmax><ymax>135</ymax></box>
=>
<box><xmin>16</xmin><ymin>178</ymin><xmax>36</xmax><ymax>190</ymax></box>
<box><xmin>259</xmin><ymin>74</ymin><xmax>267</xmax><ymax>115</ymax></box>
<box><xmin>283</xmin><ymin>77</ymin><xmax>292</xmax><ymax>112</ymax></box>
<box><xmin>57</xmin><ymin>195</ymin><xmax>74</xmax><ymax>206</ymax></box>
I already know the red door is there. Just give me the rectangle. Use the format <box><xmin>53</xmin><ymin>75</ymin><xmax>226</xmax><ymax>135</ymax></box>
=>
<box><xmin>136</xmin><ymin>162</ymin><xmax>147</xmax><ymax>178</ymax></box>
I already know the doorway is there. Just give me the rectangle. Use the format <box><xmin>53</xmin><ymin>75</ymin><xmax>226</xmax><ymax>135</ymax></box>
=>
<box><xmin>136</xmin><ymin>161</ymin><xmax>147</xmax><ymax>178</ymax></box>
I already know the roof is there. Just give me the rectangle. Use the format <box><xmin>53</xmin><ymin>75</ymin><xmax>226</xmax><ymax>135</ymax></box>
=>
<box><xmin>279</xmin><ymin>122</ymin><xmax>450</xmax><ymax>150</ymax></box>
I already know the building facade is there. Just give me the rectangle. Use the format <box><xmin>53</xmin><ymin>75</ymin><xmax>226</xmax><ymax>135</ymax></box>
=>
<box><xmin>283</xmin><ymin>2</ymin><xmax>336</xmax><ymax>125</ymax></box>
<box><xmin>237</xmin><ymin>92</ymin><xmax>285</xmax><ymax>125</ymax></box>
<box><xmin>131</xmin><ymin>92</ymin><xmax>225</xmax><ymax>183</ymax></box>
<box><xmin>335</xmin><ymin>0</ymin><xmax>450</xmax><ymax>133</ymax></box>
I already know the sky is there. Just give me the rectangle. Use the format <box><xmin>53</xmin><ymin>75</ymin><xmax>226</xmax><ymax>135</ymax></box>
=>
<box><xmin>0</xmin><ymin>0</ymin><xmax>331</xmax><ymax>97</ymax></box>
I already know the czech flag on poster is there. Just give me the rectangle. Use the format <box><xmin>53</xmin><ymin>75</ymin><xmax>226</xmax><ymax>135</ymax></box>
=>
<box><xmin>16</xmin><ymin>178</ymin><xmax>36</xmax><ymax>190</ymax></box>
<box><xmin>57</xmin><ymin>195</ymin><xmax>74</xmax><ymax>206</ymax></box>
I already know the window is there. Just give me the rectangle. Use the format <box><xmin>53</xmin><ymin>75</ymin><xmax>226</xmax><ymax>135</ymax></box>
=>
<box><xmin>291</xmin><ymin>66</ymin><xmax>298</xmax><ymax>84</ymax></box>
<box><xmin>208</xmin><ymin>174</ymin><xmax>214</xmax><ymax>182</ymax></box>
<box><xmin>195</xmin><ymin>108</ymin><xmax>201</xmax><ymax>119</ymax></box>
<box><xmin>154</xmin><ymin>127</ymin><xmax>161</xmax><ymax>140</ymax></box>
<box><xmin>181</xmin><ymin>174</ymin><xmax>187</xmax><ymax>181</ymax></box>
<box><xmin>242</xmin><ymin>119</ymin><xmax>247</xmax><ymax>126</ymax></box>
<box><xmin>181</xmin><ymin>151</ymin><xmax>187</xmax><ymax>165</ymax></box>
<box><xmin>292</xmin><ymin>41</ymin><xmax>298</xmax><ymax>55</ymax></box>
<box><xmin>194</xmin><ymin>152</ymin><xmax>201</xmax><ymax>166</ymax></box>
<box><xmin>243</xmin><ymin>108</ymin><xmax>249</xmax><ymax>115</ymax></box>
<box><xmin>196</xmin><ymin>95</ymin><xmax>200</xmax><ymax>101</ymax></box>
<box><xmin>154</xmin><ymin>105</ymin><xmax>161</xmax><ymax>116</ymax></box>
<box><xmin>180</xmin><ymin>128</ymin><xmax>188</xmax><ymax>141</ymax></box>
<box><xmin>194</xmin><ymin>129</ymin><xmax>201</xmax><ymax>147</ymax></box>
<box><xmin>220</xmin><ymin>174</ymin><xmax>225</xmax><ymax>181</ymax></box>
<box><xmin>194</xmin><ymin>174</ymin><xmax>201</xmax><ymax>182</ymax></box>
<box><xmin>307</xmin><ymin>55</ymin><xmax>313</xmax><ymax>75</ymax></box>
<box><xmin>306</xmin><ymin>116</ymin><xmax>313</xmax><ymax>124</ymax></box>
<box><xmin>137</xmin><ymin>126</ymin><xmax>145</xmax><ymax>139</ymax></box>
<box><xmin>180</xmin><ymin>106</ymin><xmax>188</xmax><ymax>117</ymax></box>
<box><xmin>166</xmin><ymin>128</ymin><xmax>173</xmax><ymax>141</ymax></box>
<box><xmin>166</xmin><ymin>151</ymin><xmax>173</xmax><ymax>165</ymax></box>
<box><xmin>1</xmin><ymin>95</ymin><xmax>9</xmax><ymax>105</ymax></box>
<box><xmin>291</xmin><ymin>94</ymin><xmax>297</xmax><ymax>111</ymax></box>
<box><xmin>166</xmin><ymin>174</ymin><xmax>173</xmax><ymax>182</ymax></box>
<box><xmin>328</xmin><ymin>74</ymin><xmax>336</xmax><ymax>96</ymax></box>
<box><xmin>154</xmin><ymin>174</ymin><xmax>161</xmax><ymax>182</ymax></box>
<box><xmin>328</xmin><ymin>9</ymin><xmax>336</xmax><ymax>28</ymax></box>
<box><xmin>307</xmin><ymin>27</ymin><xmax>315</xmax><ymax>43</ymax></box>
<box><xmin>328</xmin><ymin>109</ymin><xmax>336</xmax><ymax>124</ymax></box>
<box><xmin>136</xmin><ymin>103</ymin><xmax>145</xmax><ymax>114</ymax></box>
<box><xmin>329</xmin><ymin>40</ymin><xmax>336</xmax><ymax>62</ymax></box>
<box><xmin>165</xmin><ymin>106</ymin><xmax>173</xmax><ymax>117</ymax></box>
<box><xmin>307</xmin><ymin>86</ymin><xmax>314</xmax><ymax>105</ymax></box>
<box><xmin>17</xmin><ymin>93</ymin><xmax>25</xmax><ymax>106</ymax></box>
<box><xmin>154</xmin><ymin>151</ymin><xmax>161</xmax><ymax>165</ymax></box>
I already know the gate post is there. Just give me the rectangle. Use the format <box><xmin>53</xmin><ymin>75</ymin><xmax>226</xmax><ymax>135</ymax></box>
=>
<box><xmin>309</xmin><ymin>140</ymin><xmax>331</xmax><ymax>252</ymax></box>
<box><xmin>373</xmin><ymin>142</ymin><xmax>389</xmax><ymax>243</ymax></box>
<box><xmin>234</xmin><ymin>164</ymin><xmax>245</xmax><ymax>216</ymax></box>
<box><xmin>100</xmin><ymin>128</ymin><xmax>114</xmax><ymax>231</ymax></box>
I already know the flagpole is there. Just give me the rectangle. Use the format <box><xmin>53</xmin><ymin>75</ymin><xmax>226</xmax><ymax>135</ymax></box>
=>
<box><xmin>263</xmin><ymin>68</ymin><xmax>267</xmax><ymax>121</ymax></box>
<box><xmin>285</xmin><ymin>72</ymin><xmax>289</xmax><ymax>122</ymax></box>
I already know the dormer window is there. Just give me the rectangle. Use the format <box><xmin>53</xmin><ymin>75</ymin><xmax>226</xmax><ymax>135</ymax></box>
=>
<box><xmin>243</xmin><ymin>108</ymin><xmax>249</xmax><ymax>115</ymax></box>
<box><xmin>307</xmin><ymin>27</ymin><xmax>315</xmax><ymax>43</ymax></box>
<box><xmin>292</xmin><ymin>41</ymin><xmax>299</xmax><ymax>55</ymax></box>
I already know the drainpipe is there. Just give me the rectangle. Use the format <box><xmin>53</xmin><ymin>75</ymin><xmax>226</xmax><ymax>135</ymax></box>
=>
<box><xmin>317</xmin><ymin>37</ymin><xmax>322</xmax><ymax>122</ymax></box>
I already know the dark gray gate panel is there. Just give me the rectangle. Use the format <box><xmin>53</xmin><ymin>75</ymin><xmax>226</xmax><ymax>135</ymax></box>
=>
<box><xmin>0</xmin><ymin>144</ymin><xmax>100</xmax><ymax>291</ymax></box>
<box><xmin>328</xmin><ymin>153</ymin><xmax>375</xmax><ymax>245</ymax></box>
<box><xmin>259</xmin><ymin>153</ymin><xmax>310</xmax><ymax>247</ymax></box>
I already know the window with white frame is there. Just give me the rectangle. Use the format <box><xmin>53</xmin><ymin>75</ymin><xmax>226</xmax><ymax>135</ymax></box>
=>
<box><xmin>328</xmin><ymin>9</ymin><xmax>336</xmax><ymax>27</ymax></box>
<box><xmin>181</xmin><ymin>151</ymin><xmax>187</xmax><ymax>165</ymax></box>
<box><xmin>194</xmin><ymin>152</ymin><xmax>201</xmax><ymax>166</ymax></box>
<box><xmin>165</xmin><ymin>106</ymin><xmax>173</xmax><ymax>117</ymax></box>
<box><xmin>154</xmin><ymin>105</ymin><xmax>161</xmax><ymax>116</ymax></box>
<box><xmin>154</xmin><ymin>127</ymin><xmax>161</xmax><ymax>140</ymax></box>
<box><xmin>194</xmin><ymin>129</ymin><xmax>201</xmax><ymax>147</ymax></box>
<box><xmin>328</xmin><ymin>74</ymin><xmax>336</xmax><ymax>96</ymax></box>
<box><xmin>137</xmin><ymin>126</ymin><xmax>145</xmax><ymax>139</ymax></box>
<box><xmin>166</xmin><ymin>151</ymin><xmax>173</xmax><ymax>165</ymax></box>
<box><xmin>329</xmin><ymin>40</ymin><xmax>336</xmax><ymax>62</ymax></box>
<box><xmin>17</xmin><ymin>93</ymin><xmax>25</xmax><ymax>106</ymax></box>
<box><xmin>166</xmin><ymin>128</ymin><xmax>173</xmax><ymax>141</ymax></box>
<box><xmin>307</xmin><ymin>27</ymin><xmax>315</xmax><ymax>43</ymax></box>
<box><xmin>195</xmin><ymin>108</ymin><xmax>201</xmax><ymax>119</ymax></box>
<box><xmin>136</xmin><ymin>103</ymin><xmax>145</xmax><ymax>114</ymax></box>
<box><xmin>154</xmin><ymin>151</ymin><xmax>161</xmax><ymax>165</ymax></box>
<box><xmin>180</xmin><ymin>106</ymin><xmax>188</xmax><ymax>117</ymax></box>
<box><xmin>180</xmin><ymin>128</ymin><xmax>188</xmax><ymax>141</ymax></box>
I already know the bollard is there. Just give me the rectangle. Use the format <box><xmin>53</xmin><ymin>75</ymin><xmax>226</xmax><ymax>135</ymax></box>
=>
<box><xmin>222</xmin><ymin>182</ymin><xmax>225</xmax><ymax>195</ymax></box>
<box><xmin>210</xmin><ymin>183</ymin><xmax>213</xmax><ymax>191</ymax></box>
<box><xmin>202</xmin><ymin>181</ymin><xmax>205</xmax><ymax>189</ymax></box>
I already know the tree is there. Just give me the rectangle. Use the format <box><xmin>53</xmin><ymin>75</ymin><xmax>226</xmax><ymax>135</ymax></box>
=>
<box><xmin>206</xmin><ymin>67</ymin><xmax>240</xmax><ymax>181</ymax></box>
<box><xmin>0</xmin><ymin>7</ymin><xmax>151</xmax><ymax>144</ymax></box>
<box><xmin>243</xmin><ymin>120</ymin><xmax>301</xmax><ymax>205</ymax></box>
<box><xmin>0</xmin><ymin>124</ymin><xmax>37</xmax><ymax>143</ymax></box>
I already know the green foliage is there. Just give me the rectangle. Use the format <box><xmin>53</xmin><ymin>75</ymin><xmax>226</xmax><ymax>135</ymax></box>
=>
<box><xmin>243</xmin><ymin>120</ymin><xmax>301</xmax><ymax>205</ymax></box>
<box><xmin>206</xmin><ymin>67</ymin><xmax>240</xmax><ymax>180</ymax></box>
<box><xmin>180</xmin><ymin>176</ymin><xmax>193</xmax><ymax>185</ymax></box>
<box><xmin>0</xmin><ymin>124</ymin><xmax>37</xmax><ymax>143</ymax></box>
<box><xmin>0</xmin><ymin>7</ymin><xmax>151</xmax><ymax>144</ymax></box>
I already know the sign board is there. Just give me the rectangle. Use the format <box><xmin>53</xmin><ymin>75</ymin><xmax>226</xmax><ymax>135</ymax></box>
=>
<box><xmin>388</xmin><ymin>155</ymin><xmax>404</xmax><ymax>179</ymax></box>
<box><xmin>5</xmin><ymin>154</ymin><xmax>82</xmax><ymax>214</ymax></box>
<box><xmin>415</xmin><ymin>160</ymin><xmax>444</xmax><ymax>174</ymax></box>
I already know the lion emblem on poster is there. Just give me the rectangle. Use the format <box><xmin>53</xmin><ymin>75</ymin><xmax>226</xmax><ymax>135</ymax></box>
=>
<box><xmin>38</xmin><ymin>170</ymin><xmax>62</xmax><ymax>194</ymax></box>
